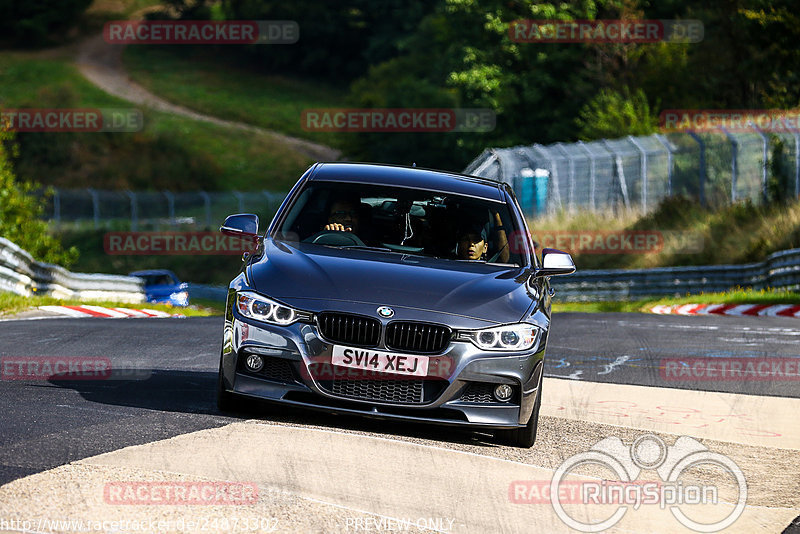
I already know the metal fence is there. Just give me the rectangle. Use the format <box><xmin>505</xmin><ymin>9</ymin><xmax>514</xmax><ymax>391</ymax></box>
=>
<box><xmin>464</xmin><ymin>130</ymin><xmax>800</xmax><ymax>217</ymax></box>
<box><xmin>41</xmin><ymin>189</ymin><xmax>287</xmax><ymax>230</ymax></box>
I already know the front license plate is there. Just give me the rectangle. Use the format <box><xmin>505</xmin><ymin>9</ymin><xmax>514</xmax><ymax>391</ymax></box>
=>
<box><xmin>331</xmin><ymin>346</ymin><xmax>429</xmax><ymax>377</ymax></box>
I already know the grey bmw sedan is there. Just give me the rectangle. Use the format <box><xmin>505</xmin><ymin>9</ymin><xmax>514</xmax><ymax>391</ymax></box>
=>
<box><xmin>216</xmin><ymin>162</ymin><xmax>575</xmax><ymax>447</ymax></box>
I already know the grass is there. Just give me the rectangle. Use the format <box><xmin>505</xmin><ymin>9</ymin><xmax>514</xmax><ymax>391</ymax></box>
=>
<box><xmin>122</xmin><ymin>45</ymin><xmax>345</xmax><ymax>148</ymax></box>
<box><xmin>552</xmin><ymin>288</ymin><xmax>800</xmax><ymax>313</ymax></box>
<box><xmin>0</xmin><ymin>292</ymin><xmax>222</xmax><ymax>317</ymax></box>
<box><xmin>533</xmin><ymin>195</ymin><xmax>800</xmax><ymax>271</ymax></box>
<box><xmin>0</xmin><ymin>53</ymin><xmax>312</xmax><ymax>191</ymax></box>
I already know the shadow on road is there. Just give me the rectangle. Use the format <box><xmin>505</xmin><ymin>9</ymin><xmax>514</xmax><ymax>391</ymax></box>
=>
<box><xmin>50</xmin><ymin>369</ymin><xmax>500</xmax><ymax>448</ymax></box>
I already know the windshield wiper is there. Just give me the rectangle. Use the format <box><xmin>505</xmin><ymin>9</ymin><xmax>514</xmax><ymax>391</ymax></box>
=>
<box><xmin>338</xmin><ymin>245</ymin><xmax>395</xmax><ymax>253</ymax></box>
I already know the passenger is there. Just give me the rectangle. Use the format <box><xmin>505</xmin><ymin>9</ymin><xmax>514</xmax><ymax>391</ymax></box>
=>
<box><xmin>456</xmin><ymin>212</ymin><xmax>510</xmax><ymax>262</ymax></box>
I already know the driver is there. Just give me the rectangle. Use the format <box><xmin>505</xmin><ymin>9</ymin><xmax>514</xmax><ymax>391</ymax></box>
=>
<box><xmin>323</xmin><ymin>196</ymin><xmax>361</xmax><ymax>234</ymax></box>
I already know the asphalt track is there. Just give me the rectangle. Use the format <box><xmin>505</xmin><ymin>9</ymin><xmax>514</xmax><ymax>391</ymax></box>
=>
<box><xmin>0</xmin><ymin>314</ymin><xmax>798</xmax><ymax>533</ymax></box>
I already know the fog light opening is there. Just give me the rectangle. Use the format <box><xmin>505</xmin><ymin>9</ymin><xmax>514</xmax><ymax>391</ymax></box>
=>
<box><xmin>245</xmin><ymin>354</ymin><xmax>264</xmax><ymax>373</ymax></box>
<box><xmin>493</xmin><ymin>384</ymin><xmax>514</xmax><ymax>402</ymax></box>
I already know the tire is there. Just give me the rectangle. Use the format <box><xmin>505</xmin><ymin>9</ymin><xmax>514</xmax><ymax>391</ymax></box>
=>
<box><xmin>496</xmin><ymin>372</ymin><xmax>543</xmax><ymax>448</ymax></box>
<box><xmin>216</xmin><ymin>360</ymin><xmax>243</xmax><ymax>413</ymax></box>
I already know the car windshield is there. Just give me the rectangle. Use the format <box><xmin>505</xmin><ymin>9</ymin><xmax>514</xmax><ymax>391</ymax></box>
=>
<box><xmin>138</xmin><ymin>274</ymin><xmax>175</xmax><ymax>286</ymax></box>
<box><xmin>274</xmin><ymin>181</ymin><xmax>528</xmax><ymax>265</ymax></box>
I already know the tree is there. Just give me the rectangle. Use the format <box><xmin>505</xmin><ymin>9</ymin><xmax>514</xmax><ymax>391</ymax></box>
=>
<box><xmin>0</xmin><ymin>124</ymin><xmax>78</xmax><ymax>267</ymax></box>
<box><xmin>0</xmin><ymin>0</ymin><xmax>92</xmax><ymax>47</ymax></box>
<box><xmin>576</xmin><ymin>86</ymin><xmax>659</xmax><ymax>139</ymax></box>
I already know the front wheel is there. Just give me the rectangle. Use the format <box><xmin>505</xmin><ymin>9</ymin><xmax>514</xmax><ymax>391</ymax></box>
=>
<box><xmin>216</xmin><ymin>359</ymin><xmax>243</xmax><ymax>412</ymax></box>
<box><xmin>495</xmin><ymin>373</ymin><xmax>543</xmax><ymax>448</ymax></box>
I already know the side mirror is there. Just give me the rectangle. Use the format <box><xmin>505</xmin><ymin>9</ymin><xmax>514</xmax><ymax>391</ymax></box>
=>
<box><xmin>534</xmin><ymin>248</ymin><xmax>576</xmax><ymax>277</ymax></box>
<box><xmin>220</xmin><ymin>214</ymin><xmax>260</xmax><ymax>239</ymax></box>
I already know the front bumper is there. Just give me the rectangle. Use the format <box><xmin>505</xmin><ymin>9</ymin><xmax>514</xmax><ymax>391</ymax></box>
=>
<box><xmin>219</xmin><ymin>310</ymin><xmax>545</xmax><ymax>430</ymax></box>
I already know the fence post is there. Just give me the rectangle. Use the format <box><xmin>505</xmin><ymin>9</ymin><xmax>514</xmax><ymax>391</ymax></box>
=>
<box><xmin>794</xmin><ymin>131</ymin><xmax>800</xmax><ymax>198</ymax></box>
<box><xmin>654</xmin><ymin>134</ymin><xmax>674</xmax><ymax>196</ymax></box>
<box><xmin>720</xmin><ymin>128</ymin><xmax>738</xmax><ymax>202</ymax></box>
<box><xmin>628</xmin><ymin>135</ymin><xmax>649</xmax><ymax>212</ymax></box>
<box><xmin>750</xmin><ymin>124</ymin><xmax>769</xmax><ymax>203</ymax></box>
<box><xmin>163</xmin><ymin>191</ymin><xmax>175</xmax><ymax>228</ymax></box>
<box><xmin>87</xmin><ymin>188</ymin><xmax>100</xmax><ymax>229</ymax></box>
<box><xmin>470</xmin><ymin>149</ymin><xmax>498</xmax><ymax>177</ymax></box>
<box><xmin>614</xmin><ymin>156</ymin><xmax>631</xmax><ymax>210</ymax></box>
<box><xmin>126</xmin><ymin>191</ymin><xmax>138</xmax><ymax>231</ymax></box>
<box><xmin>601</xmin><ymin>140</ymin><xmax>631</xmax><ymax>210</ymax></box>
<box><xmin>200</xmin><ymin>191</ymin><xmax>211</xmax><ymax>229</ymax></box>
<box><xmin>687</xmin><ymin>132</ymin><xmax>707</xmax><ymax>206</ymax></box>
<box><xmin>533</xmin><ymin>144</ymin><xmax>562</xmax><ymax>213</ymax></box>
<box><xmin>554</xmin><ymin>143</ymin><xmax>575</xmax><ymax>212</ymax></box>
<box><xmin>577</xmin><ymin>141</ymin><xmax>596</xmax><ymax>210</ymax></box>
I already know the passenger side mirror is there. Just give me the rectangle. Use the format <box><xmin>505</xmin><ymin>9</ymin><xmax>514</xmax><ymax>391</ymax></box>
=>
<box><xmin>220</xmin><ymin>213</ymin><xmax>260</xmax><ymax>239</ymax></box>
<box><xmin>534</xmin><ymin>248</ymin><xmax>576</xmax><ymax>277</ymax></box>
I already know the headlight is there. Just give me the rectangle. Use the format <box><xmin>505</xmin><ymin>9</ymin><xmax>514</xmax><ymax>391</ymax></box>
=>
<box><xmin>171</xmin><ymin>291</ymin><xmax>188</xmax><ymax>302</ymax></box>
<box><xmin>236</xmin><ymin>291</ymin><xmax>298</xmax><ymax>325</ymax></box>
<box><xmin>458</xmin><ymin>323</ymin><xmax>540</xmax><ymax>351</ymax></box>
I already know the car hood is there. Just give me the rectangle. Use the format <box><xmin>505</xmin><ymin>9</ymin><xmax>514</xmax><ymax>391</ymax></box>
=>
<box><xmin>248</xmin><ymin>240</ymin><xmax>534</xmax><ymax>323</ymax></box>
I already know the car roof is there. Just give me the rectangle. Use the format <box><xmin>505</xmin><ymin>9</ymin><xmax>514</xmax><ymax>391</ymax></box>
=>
<box><xmin>308</xmin><ymin>162</ymin><xmax>505</xmax><ymax>202</ymax></box>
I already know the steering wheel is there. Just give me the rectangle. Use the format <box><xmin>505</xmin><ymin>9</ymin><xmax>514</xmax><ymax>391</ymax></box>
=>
<box><xmin>303</xmin><ymin>230</ymin><xmax>367</xmax><ymax>247</ymax></box>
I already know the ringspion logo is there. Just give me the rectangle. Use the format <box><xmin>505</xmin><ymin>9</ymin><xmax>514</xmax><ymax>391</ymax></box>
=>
<box><xmin>513</xmin><ymin>434</ymin><xmax>746</xmax><ymax>532</ymax></box>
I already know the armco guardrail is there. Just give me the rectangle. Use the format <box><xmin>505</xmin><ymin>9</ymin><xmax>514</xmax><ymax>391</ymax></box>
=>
<box><xmin>551</xmin><ymin>248</ymin><xmax>800</xmax><ymax>301</ymax></box>
<box><xmin>0</xmin><ymin>237</ymin><xmax>145</xmax><ymax>303</ymax></box>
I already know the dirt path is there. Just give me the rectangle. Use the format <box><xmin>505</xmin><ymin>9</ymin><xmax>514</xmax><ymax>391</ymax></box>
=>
<box><xmin>75</xmin><ymin>34</ymin><xmax>341</xmax><ymax>162</ymax></box>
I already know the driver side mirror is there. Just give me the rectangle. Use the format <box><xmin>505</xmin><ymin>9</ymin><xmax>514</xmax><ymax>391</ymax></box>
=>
<box><xmin>534</xmin><ymin>248</ymin><xmax>576</xmax><ymax>277</ymax></box>
<box><xmin>220</xmin><ymin>213</ymin><xmax>260</xmax><ymax>239</ymax></box>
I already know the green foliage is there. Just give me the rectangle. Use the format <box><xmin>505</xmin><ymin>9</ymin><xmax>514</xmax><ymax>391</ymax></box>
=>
<box><xmin>220</xmin><ymin>0</ymin><xmax>438</xmax><ymax>81</ymax></box>
<box><xmin>145</xmin><ymin>0</ymin><xmax>214</xmax><ymax>20</ymax></box>
<box><xmin>0</xmin><ymin>127</ymin><xmax>78</xmax><ymax>267</ymax></box>
<box><xmin>0</xmin><ymin>0</ymin><xmax>92</xmax><ymax>47</ymax></box>
<box><xmin>576</xmin><ymin>87</ymin><xmax>659</xmax><ymax>140</ymax></box>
